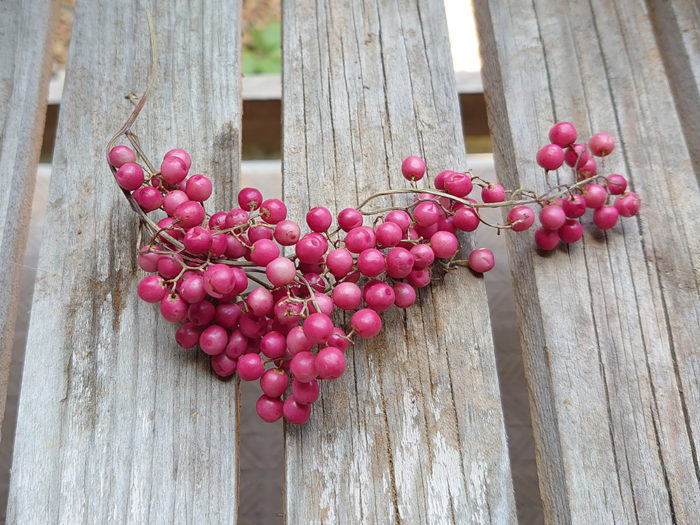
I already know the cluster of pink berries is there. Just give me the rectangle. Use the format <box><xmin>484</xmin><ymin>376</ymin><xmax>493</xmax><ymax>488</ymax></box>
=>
<box><xmin>532</xmin><ymin>122</ymin><xmax>641</xmax><ymax>250</ymax></box>
<box><xmin>107</xmin><ymin>120</ymin><xmax>639</xmax><ymax>424</ymax></box>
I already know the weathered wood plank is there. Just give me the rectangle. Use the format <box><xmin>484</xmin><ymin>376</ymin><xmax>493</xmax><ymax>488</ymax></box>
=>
<box><xmin>8</xmin><ymin>2</ymin><xmax>242</xmax><ymax>523</ymax></box>
<box><xmin>0</xmin><ymin>0</ymin><xmax>57</xmax><ymax>441</ymax></box>
<box><xmin>474</xmin><ymin>0</ymin><xmax>700</xmax><ymax>522</ymax></box>
<box><xmin>282</xmin><ymin>1</ymin><xmax>515</xmax><ymax>522</ymax></box>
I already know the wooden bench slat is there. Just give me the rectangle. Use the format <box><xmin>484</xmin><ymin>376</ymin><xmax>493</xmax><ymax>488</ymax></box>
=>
<box><xmin>0</xmin><ymin>0</ymin><xmax>57</xmax><ymax>441</ymax></box>
<box><xmin>8</xmin><ymin>2</ymin><xmax>242</xmax><ymax>522</ymax></box>
<box><xmin>282</xmin><ymin>1</ymin><xmax>515</xmax><ymax>522</ymax></box>
<box><xmin>474</xmin><ymin>0</ymin><xmax>700</xmax><ymax>522</ymax></box>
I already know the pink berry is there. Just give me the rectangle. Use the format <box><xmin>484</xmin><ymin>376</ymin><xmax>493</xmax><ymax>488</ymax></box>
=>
<box><xmin>507</xmin><ymin>205</ymin><xmax>535</xmax><ymax>231</ymax></box>
<box><xmin>266</xmin><ymin>257</ymin><xmax>297</xmax><ymax>286</ymax></box>
<box><xmin>413</xmin><ymin>201</ymin><xmax>441</xmax><ymax>227</ymax></box>
<box><xmin>164</xmin><ymin>148</ymin><xmax>192</xmax><ymax>170</ymax></box>
<box><xmin>215</xmin><ymin>302</ymin><xmax>243</xmax><ymax>329</ymax></box>
<box><xmin>325</xmin><ymin>248</ymin><xmax>354</xmax><ymax>278</ymax></box>
<box><xmin>261</xmin><ymin>369</ymin><xmax>289</xmax><ymax>398</ymax></box>
<box><xmin>614</xmin><ymin>192</ymin><xmax>641</xmax><ymax>217</ymax></box>
<box><xmin>290</xmin><ymin>351</ymin><xmax>317</xmax><ymax>382</ymax></box>
<box><xmin>401</xmin><ymin>155</ymin><xmax>426</xmax><ymax>181</ymax></box>
<box><xmin>593</xmin><ymin>206</ymin><xmax>619</xmax><ymax>229</ymax></box>
<box><xmin>291</xmin><ymin>379</ymin><xmax>319</xmax><ymax>404</ymax></box>
<box><xmin>468</xmin><ymin>248</ymin><xmax>495</xmax><ymax>273</ymax></box>
<box><xmin>434</xmin><ymin>170</ymin><xmax>452</xmax><ymax>189</ymax></box>
<box><xmin>116</xmin><ymin>162</ymin><xmax>144</xmax><ymax>191</ymax></box>
<box><xmin>386</xmin><ymin>247</ymin><xmax>415</xmax><ymax>278</ymax></box>
<box><xmin>175</xmin><ymin>322</ymin><xmax>201</xmax><ymax>349</ymax></box>
<box><xmin>179</xmin><ymin>274</ymin><xmax>207</xmax><ymax>304</ymax></box>
<box><xmin>248</xmin><ymin>225</ymin><xmax>273</xmax><ymax>243</ymax></box>
<box><xmin>375</xmin><ymin>221</ymin><xmax>403</xmax><ymax>247</ymax></box>
<box><xmin>274</xmin><ymin>220</ymin><xmax>301</xmax><ymax>246</ymax></box>
<box><xmin>344</xmin><ymin>226</ymin><xmax>376</xmax><ymax>253</ymax></box>
<box><xmin>225</xmin><ymin>208</ymin><xmax>249</xmax><ymax>229</ymax></box>
<box><xmin>562</xmin><ymin>194</ymin><xmax>586</xmax><ymax>218</ymax></box>
<box><xmin>256</xmin><ymin>395</ymin><xmax>283</xmax><ymax>423</ymax></box>
<box><xmin>393</xmin><ymin>283</ymin><xmax>417</xmax><ymax>308</ymax></box>
<box><xmin>558</xmin><ymin>219</ymin><xmax>583</xmax><ymax>243</ymax></box>
<box><xmin>225</xmin><ymin>330</ymin><xmax>248</xmax><ymax>359</ymax></box>
<box><xmin>238</xmin><ymin>353</ymin><xmax>265</xmax><ymax>381</ymax></box>
<box><xmin>184</xmin><ymin>226</ymin><xmax>213</xmax><ymax>254</ymax></box>
<box><xmin>287</xmin><ymin>326</ymin><xmax>313</xmax><ymax>354</ymax></box>
<box><xmin>260</xmin><ymin>199</ymin><xmax>287</xmax><ymax>224</ymax></box>
<box><xmin>160</xmin><ymin>155</ymin><xmax>188</xmax><ymax>185</ymax></box>
<box><xmin>247</xmin><ymin>287</ymin><xmax>274</xmax><ymax>317</ymax></box>
<box><xmin>283</xmin><ymin>396</ymin><xmax>312</xmax><ymax>424</ymax></box>
<box><xmin>202</xmin><ymin>264</ymin><xmax>236</xmax><ymax>298</ymax></box>
<box><xmin>137</xmin><ymin>275</ymin><xmax>167</xmax><ymax>303</ymax></box>
<box><xmin>536</xmin><ymin>144</ymin><xmax>565</xmax><ymax>170</ymax></box>
<box><xmin>364</xmin><ymin>282</ymin><xmax>395</xmax><ymax>312</ymax></box>
<box><xmin>577</xmin><ymin>157</ymin><xmax>597</xmax><ymax>180</ymax></box>
<box><xmin>407</xmin><ymin>268</ymin><xmax>431</xmax><ymax>288</ymax></box>
<box><xmin>606</xmin><ymin>174</ymin><xmax>627</xmax><ymax>195</ymax></box>
<box><xmin>237</xmin><ymin>187</ymin><xmax>263</xmax><ymax>211</ymax></box>
<box><xmin>274</xmin><ymin>298</ymin><xmax>303</xmax><ymax>325</ymax></box>
<box><xmin>535</xmin><ymin>228</ymin><xmax>560</xmax><ymax>250</ymax></box>
<box><xmin>260</xmin><ymin>331</ymin><xmax>287</xmax><ymax>359</ymax></box>
<box><xmin>385</xmin><ymin>210</ymin><xmax>412</xmax><ymax>232</ymax></box>
<box><xmin>174</xmin><ymin>200</ymin><xmax>205</xmax><ymax>229</ymax></box>
<box><xmin>409</xmin><ymin>244</ymin><xmax>434</xmax><ymax>270</ymax></box>
<box><xmin>583</xmin><ymin>184</ymin><xmax>608</xmax><ymax>208</ymax></box>
<box><xmin>306</xmin><ymin>206</ymin><xmax>333</xmax><ymax>232</ymax></box>
<box><xmin>351</xmin><ymin>308</ymin><xmax>382</xmax><ymax>338</ymax></box>
<box><xmin>444</xmin><ymin>172</ymin><xmax>472</xmax><ymax>197</ymax></box>
<box><xmin>160</xmin><ymin>293</ymin><xmax>187</xmax><ymax>322</ymax></box>
<box><xmin>251</xmin><ymin>239</ymin><xmax>280</xmax><ymax>266</ymax></box>
<box><xmin>133</xmin><ymin>186</ymin><xmax>163</xmax><ymax>212</ymax></box>
<box><xmin>163</xmin><ymin>190</ymin><xmax>189</xmax><ymax>216</ymax></box>
<box><xmin>327</xmin><ymin>328</ymin><xmax>349</xmax><ymax>352</ymax></box>
<box><xmin>199</xmin><ymin>325</ymin><xmax>228</xmax><ymax>355</ymax></box>
<box><xmin>564</xmin><ymin>144</ymin><xmax>590</xmax><ymax>168</ymax></box>
<box><xmin>302</xmin><ymin>313</ymin><xmax>334</xmax><ymax>344</ymax></box>
<box><xmin>589</xmin><ymin>132</ymin><xmax>615</xmax><ymax>157</ymax></box>
<box><xmin>185</xmin><ymin>174</ymin><xmax>212</xmax><ymax>202</ymax></box>
<box><xmin>549</xmin><ymin>122</ymin><xmax>577</xmax><ymax>147</ymax></box>
<box><xmin>315</xmin><ymin>346</ymin><xmax>346</xmax><ymax>380</ymax></box>
<box><xmin>109</xmin><ymin>145</ymin><xmax>137</xmax><ymax>167</ymax></box>
<box><xmin>453</xmin><ymin>206</ymin><xmax>480</xmax><ymax>231</ymax></box>
<box><xmin>210</xmin><ymin>353</ymin><xmax>236</xmax><ymax>377</ymax></box>
<box><xmin>296</xmin><ymin>234</ymin><xmax>327</xmax><ymax>263</ymax></box>
<box><xmin>539</xmin><ymin>205</ymin><xmax>567</xmax><ymax>231</ymax></box>
<box><xmin>138</xmin><ymin>246</ymin><xmax>160</xmax><ymax>272</ymax></box>
<box><xmin>430</xmin><ymin>231</ymin><xmax>459</xmax><ymax>259</ymax></box>
<box><xmin>333</xmin><ymin>281</ymin><xmax>362</xmax><ymax>310</ymax></box>
<box><xmin>157</xmin><ymin>254</ymin><xmax>182</xmax><ymax>280</ymax></box>
<box><xmin>188</xmin><ymin>300</ymin><xmax>216</xmax><ymax>327</ymax></box>
<box><xmin>357</xmin><ymin>248</ymin><xmax>385</xmax><ymax>277</ymax></box>
<box><xmin>338</xmin><ymin>208</ymin><xmax>363</xmax><ymax>232</ymax></box>
<box><xmin>481</xmin><ymin>183</ymin><xmax>506</xmax><ymax>203</ymax></box>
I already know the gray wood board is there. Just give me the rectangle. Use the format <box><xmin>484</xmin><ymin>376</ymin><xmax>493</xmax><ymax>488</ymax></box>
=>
<box><xmin>474</xmin><ymin>0</ymin><xmax>700</xmax><ymax>522</ymax></box>
<box><xmin>282</xmin><ymin>1</ymin><xmax>515</xmax><ymax>523</ymax></box>
<box><xmin>7</xmin><ymin>1</ymin><xmax>242</xmax><ymax>522</ymax></box>
<box><xmin>0</xmin><ymin>0</ymin><xmax>57</xmax><ymax>440</ymax></box>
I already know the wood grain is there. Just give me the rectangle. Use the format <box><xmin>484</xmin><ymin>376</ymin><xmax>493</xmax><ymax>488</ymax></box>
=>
<box><xmin>7</xmin><ymin>2</ymin><xmax>242</xmax><ymax>522</ymax></box>
<box><xmin>0</xmin><ymin>0</ymin><xmax>58</xmax><ymax>442</ymax></box>
<box><xmin>474</xmin><ymin>0</ymin><xmax>700</xmax><ymax>522</ymax></box>
<box><xmin>282</xmin><ymin>1</ymin><xmax>515</xmax><ymax>522</ymax></box>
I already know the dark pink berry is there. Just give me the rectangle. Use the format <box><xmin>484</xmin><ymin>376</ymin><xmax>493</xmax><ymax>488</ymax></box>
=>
<box><xmin>260</xmin><ymin>199</ymin><xmax>287</xmax><ymax>224</ymax></box>
<box><xmin>338</xmin><ymin>208</ymin><xmax>363</xmax><ymax>232</ymax></box>
<box><xmin>344</xmin><ymin>226</ymin><xmax>376</xmax><ymax>253</ymax></box>
<box><xmin>606</xmin><ymin>174</ymin><xmax>627</xmax><ymax>195</ymax></box>
<box><xmin>211</xmin><ymin>354</ymin><xmax>237</xmax><ymax>377</ymax></box>
<box><xmin>364</xmin><ymin>282</ymin><xmax>395</xmax><ymax>312</ymax></box>
<box><xmin>315</xmin><ymin>347</ymin><xmax>346</xmax><ymax>380</ymax></box>
<box><xmin>215</xmin><ymin>302</ymin><xmax>243</xmax><ymax>329</ymax></box>
<box><xmin>179</xmin><ymin>274</ymin><xmax>207</xmax><ymax>304</ymax></box>
<box><xmin>444</xmin><ymin>172</ymin><xmax>472</xmax><ymax>197</ymax></box>
<box><xmin>393</xmin><ymin>283</ymin><xmax>417</xmax><ymax>308</ymax></box>
<box><xmin>536</xmin><ymin>144</ymin><xmax>565</xmax><ymax>170</ymax></box>
<box><xmin>174</xmin><ymin>200</ymin><xmax>205</xmax><ymax>229</ymax></box>
<box><xmin>306</xmin><ymin>206</ymin><xmax>333</xmax><ymax>232</ymax></box>
<box><xmin>225</xmin><ymin>329</ymin><xmax>248</xmax><ymax>359</ymax></box>
<box><xmin>481</xmin><ymin>183</ymin><xmax>505</xmax><ymax>203</ymax></box>
<box><xmin>137</xmin><ymin>275</ymin><xmax>167</xmax><ymax>303</ymax></box>
<box><xmin>292</xmin><ymin>380</ymin><xmax>319</xmax><ymax>404</ymax></box>
<box><xmin>357</xmin><ymin>248</ymin><xmax>385</xmax><ymax>277</ymax></box>
<box><xmin>256</xmin><ymin>395</ymin><xmax>283</xmax><ymax>423</ymax></box>
<box><xmin>274</xmin><ymin>298</ymin><xmax>304</xmax><ymax>325</ymax></box>
<box><xmin>558</xmin><ymin>219</ymin><xmax>583</xmax><ymax>243</ymax></box>
<box><xmin>199</xmin><ymin>324</ymin><xmax>228</xmax><ymax>355</ymax></box>
<box><xmin>413</xmin><ymin>201</ymin><xmax>440</xmax><ymax>227</ymax></box>
<box><xmin>238</xmin><ymin>353</ymin><xmax>265</xmax><ymax>381</ymax></box>
<box><xmin>224</xmin><ymin>208</ymin><xmax>249</xmax><ymax>229</ymax></box>
<box><xmin>237</xmin><ymin>187</ymin><xmax>263</xmax><ymax>211</ymax></box>
<box><xmin>351</xmin><ymin>308</ymin><xmax>382</xmax><ymax>338</ymax></box>
<box><xmin>188</xmin><ymin>300</ymin><xmax>216</xmax><ymax>327</ymax></box>
<box><xmin>327</xmin><ymin>328</ymin><xmax>350</xmax><ymax>352</ymax></box>
<box><xmin>296</xmin><ymin>234</ymin><xmax>327</xmax><ymax>263</ymax></box>
<box><xmin>593</xmin><ymin>206</ymin><xmax>619</xmax><ymax>230</ymax></box>
<box><xmin>290</xmin><ymin>351</ymin><xmax>318</xmax><ymax>382</ymax></box>
<box><xmin>535</xmin><ymin>228</ymin><xmax>560</xmax><ymax>250</ymax></box>
<box><xmin>109</xmin><ymin>145</ymin><xmax>137</xmax><ymax>168</ymax></box>
<box><xmin>138</xmin><ymin>246</ymin><xmax>160</xmax><ymax>272</ymax></box>
<box><xmin>251</xmin><ymin>238</ymin><xmax>280</xmax><ymax>266</ymax></box>
<box><xmin>562</xmin><ymin>194</ymin><xmax>586</xmax><ymax>218</ymax></box>
<box><xmin>160</xmin><ymin>155</ymin><xmax>188</xmax><ymax>185</ymax></box>
<box><xmin>116</xmin><ymin>162</ymin><xmax>144</xmax><ymax>191</ymax></box>
<box><xmin>283</xmin><ymin>396</ymin><xmax>312</xmax><ymax>424</ymax></box>
<box><xmin>589</xmin><ymin>132</ymin><xmax>615</xmax><ymax>157</ymax></box>
<box><xmin>564</xmin><ymin>144</ymin><xmax>590</xmax><ymax>168</ymax></box>
<box><xmin>160</xmin><ymin>293</ymin><xmax>187</xmax><ymax>322</ymax></box>
<box><xmin>407</xmin><ymin>268</ymin><xmax>431</xmax><ymax>288</ymax></box>
<box><xmin>375</xmin><ymin>222</ymin><xmax>403</xmax><ymax>247</ymax></box>
<box><xmin>203</xmin><ymin>264</ymin><xmax>237</xmax><ymax>298</ymax></box>
<box><xmin>583</xmin><ymin>184</ymin><xmax>608</xmax><ymax>209</ymax></box>
<box><xmin>548</xmin><ymin>122</ymin><xmax>577</xmax><ymax>147</ymax></box>
<box><xmin>260</xmin><ymin>331</ymin><xmax>287</xmax><ymax>359</ymax></box>
<box><xmin>247</xmin><ymin>225</ymin><xmax>273</xmax><ymax>243</ymax></box>
<box><xmin>246</xmin><ymin>287</ymin><xmax>274</xmax><ymax>317</ymax></box>
<box><xmin>539</xmin><ymin>205</ymin><xmax>567</xmax><ymax>231</ymax></box>
<box><xmin>453</xmin><ymin>206</ymin><xmax>480</xmax><ymax>231</ymax></box>
<box><xmin>409</xmin><ymin>244</ymin><xmax>434</xmax><ymax>270</ymax></box>
<box><xmin>261</xmin><ymin>369</ymin><xmax>289</xmax><ymax>398</ymax></box>
<box><xmin>507</xmin><ymin>205</ymin><xmax>535</xmax><ymax>231</ymax></box>
<box><xmin>175</xmin><ymin>322</ymin><xmax>201</xmax><ymax>349</ymax></box>
<box><xmin>614</xmin><ymin>192</ymin><xmax>641</xmax><ymax>217</ymax></box>
<box><xmin>401</xmin><ymin>155</ymin><xmax>426</xmax><ymax>181</ymax></box>
<box><xmin>132</xmin><ymin>186</ymin><xmax>163</xmax><ymax>212</ymax></box>
<box><xmin>184</xmin><ymin>226</ymin><xmax>213</xmax><ymax>254</ymax></box>
<box><xmin>468</xmin><ymin>248</ymin><xmax>495</xmax><ymax>273</ymax></box>
<box><xmin>302</xmin><ymin>313</ymin><xmax>333</xmax><ymax>344</ymax></box>
<box><xmin>434</xmin><ymin>170</ymin><xmax>452</xmax><ymax>189</ymax></box>
<box><xmin>386</xmin><ymin>247</ymin><xmax>415</xmax><ymax>278</ymax></box>
<box><xmin>185</xmin><ymin>174</ymin><xmax>212</xmax><ymax>202</ymax></box>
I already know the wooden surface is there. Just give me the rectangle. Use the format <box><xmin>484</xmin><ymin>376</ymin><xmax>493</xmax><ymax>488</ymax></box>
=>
<box><xmin>474</xmin><ymin>0</ymin><xmax>700</xmax><ymax>522</ymax></box>
<box><xmin>282</xmin><ymin>1</ymin><xmax>515</xmax><ymax>522</ymax></box>
<box><xmin>0</xmin><ymin>0</ymin><xmax>57</xmax><ymax>442</ymax></box>
<box><xmin>7</xmin><ymin>2</ymin><xmax>242</xmax><ymax>523</ymax></box>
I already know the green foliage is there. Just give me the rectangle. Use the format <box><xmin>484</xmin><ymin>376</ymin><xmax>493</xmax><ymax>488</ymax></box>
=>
<box><xmin>243</xmin><ymin>20</ymin><xmax>281</xmax><ymax>75</ymax></box>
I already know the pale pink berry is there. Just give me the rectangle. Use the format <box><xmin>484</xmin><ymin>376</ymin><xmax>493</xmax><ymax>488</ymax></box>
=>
<box><xmin>237</xmin><ymin>187</ymin><xmax>263</xmax><ymax>211</ymax></box>
<box><xmin>302</xmin><ymin>313</ymin><xmax>334</xmax><ymax>344</ymax></box>
<box><xmin>333</xmin><ymin>282</ymin><xmax>362</xmax><ymax>310</ymax></box>
<box><xmin>257</xmin><ymin>395</ymin><xmax>283</xmax><ymax>423</ymax></box>
<box><xmin>290</xmin><ymin>351</ymin><xmax>317</xmax><ymax>382</ymax></box>
<box><xmin>164</xmin><ymin>148</ymin><xmax>192</xmax><ymax>170</ymax></box>
<box><xmin>137</xmin><ymin>275</ymin><xmax>167</xmax><ymax>303</ymax></box>
<box><xmin>577</xmin><ymin>157</ymin><xmax>597</xmax><ymax>179</ymax></box>
<box><xmin>261</xmin><ymin>369</ymin><xmax>289</xmax><ymax>398</ymax></box>
<box><xmin>185</xmin><ymin>174</ymin><xmax>212</xmax><ymax>202</ymax></box>
<box><xmin>260</xmin><ymin>199</ymin><xmax>287</xmax><ymax>224</ymax></box>
<box><xmin>109</xmin><ymin>145</ymin><xmax>137</xmax><ymax>167</ymax></box>
<box><xmin>274</xmin><ymin>220</ymin><xmax>301</xmax><ymax>246</ymax></box>
<box><xmin>430</xmin><ymin>231</ymin><xmax>459</xmax><ymax>259</ymax></box>
<box><xmin>351</xmin><ymin>308</ymin><xmax>382</xmax><ymax>338</ymax></box>
<box><xmin>401</xmin><ymin>155</ymin><xmax>426</xmax><ymax>181</ymax></box>
<box><xmin>199</xmin><ymin>324</ymin><xmax>228</xmax><ymax>355</ymax></box>
<box><xmin>116</xmin><ymin>162</ymin><xmax>144</xmax><ymax>191</ymax></box>
<box><xmin>283</xmin><ymin>396</ymin><xmax>312</xmax><ymax>424</ymax></box>
<box><xmin>247</xmin><ymin>287</ymin><xmax>274</xmax><ymax>317</ymax></box>
<box><xmin>287</xmin><ymin>326</ymin><xmax>313</xmax><ymax>355</ymax></box>
<box><xmin>138</xmin><ymin>246</ymin><xmax>160</xmax><ymax>272</ymax></box>
<box><xmin>535</xmin><ymin>228</ymin><xmax>560</xmax><ymax>250</ymax></box>
<box><xmin>507</xmin><ymin>205</ymin><xmax>535</xmax><ymax>231</ymax></box>
<box><xmin>211</xmin><ymin>354</ymin><xmax>237</xmax><ymax>377</ymax></box>
<box><xmin>338</xmin><ymin>208</ymin><xmax>363</xmax><ymax>232</ymax></box>
<box><xmin>562</xmin><ymin>194</ymin><xmax>586</xmax><ymax>218</ymax></box>
<box><xmin>539</xmin><ymin>205</ymin><xmax>567</xmax><ymax>231</ymax></box>
<box><xmin>238</xmin><ymin>353</ymin><xmax>265</xmax><ymax>381</ymax></box>
<box><xmin>315</xmin><ymin>346</ymin><xmax>346</xmax><ymax>380</ymax></box>
<box><xmin>163</xmin><ymin>189</ymin><xmax>189</xmax><ymax>216</ymax></box>
<box><xmin>393</xmin><ymin>283</ymin><xmax>417</xmax><ymax>308</ymax></box>
<box><xmin>589</xmin><ymin>132</ymin><xmax>615</xmax><ymax>157</ymax></box>
<box><xmin>606</xmin><ymin>174</ymin><xmax>627</xmax><ymax>195</ymax></box>
<box><xmin>583</xmin><ymin>184</ymin><xmax>608</xmax><ymax>208</ymax></box>
<box><xmin>175</xmin><ymin>322</ymin><xmax>201</xmax><ymax>348</ymax></box>
<box><xmin>549</xmin><ymin>122</ymin><xmax>577</xmax><ymax>147</ymax></box>
<box><xmin>536</xmin><ymin>144</ymin><xmax>565</xmax><ymax>170</ymax></box>
<box><xmin>593</xmin><ymin>206</ymin><xmax>619</xmax><ymax>229</ymax></box>
<box><xmin>160</xmin><ymin>155</ymin><xmax>188</xmax><ymax>185</ymax></box>
<box><xmin>468</xmin><ymin>248</ymin><xmax>495</xmax><ymax>273</ymax></box>
<box><xmin>251</xmin><ymin>239</ymin><xmax>280</xmax><ymax>266</ymax></box>
<box><xmin>614</xmin><ymin>192</ymin><xmax>641</xmax><ymax>217</ymax></box>
<box><xmin>266</xmin><ymin>257</ymin><xmax>297</xmax><ymax>286</ymax></box>
<box><xmin>385</xmin><ymin>210</ymin><xmax>412</xmax><ymax>232</ymax></box>
<box><xmin>558</xmin><ymin>219</ymin><xmax>583</xmax><ymax>243</ymax></box>
<box><xmin>203</xmin><ymin>263</ymin><xmax>237</xmax><ymax>298</ymax></box>
<box><xmin>481</xmin><ymin>183</ymin><xmax>506</xmax><ymax>203</ymax></box>
<box><xmin>325</xmin><ymin>248</ymin><xmax>354</xmax><ymax>278</ymax></box>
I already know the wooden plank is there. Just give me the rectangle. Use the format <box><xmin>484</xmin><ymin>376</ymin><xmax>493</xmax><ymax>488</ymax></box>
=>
<box><xmin>7</xmin><ymin>2</ymin><xmax>242</xmax><ymax>522</ymax></box>
<box><xmin>474</xmin><ymin>0</ymin><xmax>700</xmax><ymax>522</ymax></box>
<box><xmin>282</xmin><ymin>1</ymin><xmax>515</xmax><ymax>522</ymax></box>
<box><xmin>0</xmin><ymin>0</ymin><xmax>57</xmax><ymax>441</ymax></box>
